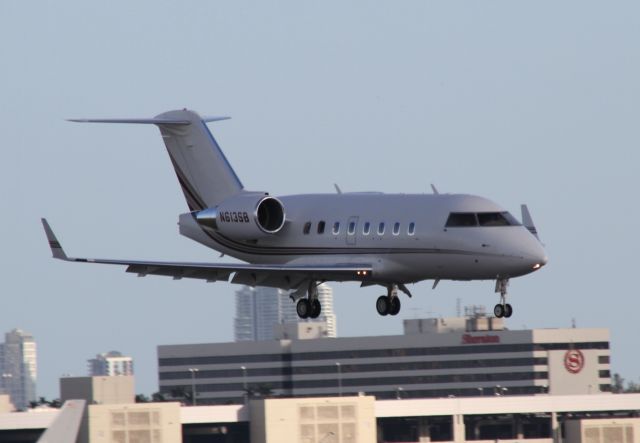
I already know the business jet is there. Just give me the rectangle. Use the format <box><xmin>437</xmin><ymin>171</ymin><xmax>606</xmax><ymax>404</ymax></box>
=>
<box><xmin>42</xmin><ymin>109</ymin><xmax>547</xmax><ymax>319</ymax></box>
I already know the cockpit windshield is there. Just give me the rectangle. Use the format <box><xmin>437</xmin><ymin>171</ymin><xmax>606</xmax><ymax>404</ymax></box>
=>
<box><xmin>446</xmin><ymin>212</ymin><xmax>521</xmax><ymax>228</ymax></box>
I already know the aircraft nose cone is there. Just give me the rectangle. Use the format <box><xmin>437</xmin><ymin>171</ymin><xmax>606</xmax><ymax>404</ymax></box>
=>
<box><xmin>529</xmin><ymin>243</ymin><xmax>548</xmax><ymax>271</ymax></box>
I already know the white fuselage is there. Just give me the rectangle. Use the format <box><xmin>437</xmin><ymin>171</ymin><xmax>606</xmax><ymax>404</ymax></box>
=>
<box><xmin>179</xmin><ymin>193</ymin><xmax>547</xmax><ymax>285</ymax></box>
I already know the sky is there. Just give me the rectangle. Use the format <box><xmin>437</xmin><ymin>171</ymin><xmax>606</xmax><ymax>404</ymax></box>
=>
<box><xmin>1</xmin><ymin>1</ymin><xmax>639</xmax><ymax>399</ymax></box>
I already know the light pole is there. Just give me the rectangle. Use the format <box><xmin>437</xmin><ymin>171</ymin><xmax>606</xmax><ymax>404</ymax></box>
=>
<box><xmin>241</xmin><ymin>366</ymin><xmax>248</xmax><ymax>403</ymax></box>
<box><xmin>188</xmin><ymin>368</ymin><xmax>199</xmax><ymax>406</ymax></box>
<box><xmin>335</xmin><ymin>362</ymin><xmax>342</xmax><ymax>397</ymax></box>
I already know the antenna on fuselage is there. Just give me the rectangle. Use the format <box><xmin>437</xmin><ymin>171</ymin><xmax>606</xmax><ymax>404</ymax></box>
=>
<box><xmin>431</xmin><ymin>184</ymin><xmax>439</xmax><ymax>195</ymax></box>
<box><xmin>334</xmin><ymin>184</ymin><xmax>343</xmax><ymax>194</ymax></box>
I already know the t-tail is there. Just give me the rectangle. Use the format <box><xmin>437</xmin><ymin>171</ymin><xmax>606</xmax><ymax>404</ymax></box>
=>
<box><xmin>69</xmin><ymin>109</ymin><xmax>244</xmax><ymax>210</ymax></box>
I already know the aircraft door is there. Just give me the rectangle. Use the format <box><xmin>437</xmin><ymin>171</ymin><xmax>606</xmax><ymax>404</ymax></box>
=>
<box><xmin>346</xmin><ymin>216</ymin><xmax>358</xmax><ymax>245</ymax></box>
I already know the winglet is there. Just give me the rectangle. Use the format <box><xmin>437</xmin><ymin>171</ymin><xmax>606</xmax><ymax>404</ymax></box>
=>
<box><xmin>520</xmin><ymin>205</ymin><xmax>540</xmax><ymax>240</ymax></box>
<box><xmin>41</xmin><ymin>218</ymin><xmax>68</xmax><ymax>260</ymax></box>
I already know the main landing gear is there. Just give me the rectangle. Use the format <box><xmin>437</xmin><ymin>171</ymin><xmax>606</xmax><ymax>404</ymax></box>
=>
<box><xmin>376</xmin><ymin>285</ymin><xmax>401</xmax><ymax>316</ymax></box>
<box><xmin>295</xmin><ymin>281</ymin><xmax>322</xmax><ymax>319</ymax></box>
<box><xmin>493</xmin><ymin>278</ymin><xmax>513</xmax><ymax>318</ymax></box>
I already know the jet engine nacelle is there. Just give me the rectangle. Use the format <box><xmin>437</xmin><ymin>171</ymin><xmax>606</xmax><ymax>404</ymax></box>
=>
<box><xmin>195</xmin><ymin>193</ymin><xmax>286</xmax><ymax>240</ymax></box>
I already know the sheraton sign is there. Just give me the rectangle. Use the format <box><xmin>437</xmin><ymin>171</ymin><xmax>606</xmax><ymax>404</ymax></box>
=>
<box><xmin>461</xmin><ymin>334</ymin><xmax>501</xmax><ymax>344</ymax></box>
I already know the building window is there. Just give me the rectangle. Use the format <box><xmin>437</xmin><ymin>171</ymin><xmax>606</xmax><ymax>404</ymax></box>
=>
<box><xmin>378</xmin><ymin>222</ymin><xmax>385</xmax><ymax>235</ymax></box>
<box><xmin>363</xmin><ymin>222</ymin><xmax>370</xmax><ymax>235</ymax></box>
<box><xmin>393</xmin><ymin>222</ymin><xmax>400</xmax><ymax>235</ymax></box>
<box><xmin>317</xmin><ymin>221</ymin><xmax>326</xmax><ymax>234</ymax></box>
<box><xmin>332</xmin><ymin>222</ymin><xmax>340</xmax><ymax>235</ymax></box>
<box><xmin>408</xmin><ymin>222</ymin><xmax>415</xmax><ymax>235</ymax></box>
<box><xmin>303</xmin><ymin>222</ymin><xmax>312</xmax><ymax>234</ymax></box>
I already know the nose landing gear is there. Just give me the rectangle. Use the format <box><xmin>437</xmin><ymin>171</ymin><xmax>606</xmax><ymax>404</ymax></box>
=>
<box><xmin>493</xmin><ymin>278</ymin><xmax>513</xmax><ymax>318</ymax></box>
<box><xmin>295</xmin><ymin>281</ymin><xmax>322</xmax><ymax>319</ymax></box>
<box><xmin>376</xmin><ymin>285</ymin><xmax>402</xmax><ymax>316</ymax></box>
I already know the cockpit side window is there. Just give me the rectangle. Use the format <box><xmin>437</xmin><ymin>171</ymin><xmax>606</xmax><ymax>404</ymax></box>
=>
<box><xmin>478</xmin><ymin>212</ymin><xmax>521</xmax><ymax>227</ymax></box>
<box><xmin>446</xmin><ymin>213</ymin><xmax>478</xmax><ymax>227</ymax></box>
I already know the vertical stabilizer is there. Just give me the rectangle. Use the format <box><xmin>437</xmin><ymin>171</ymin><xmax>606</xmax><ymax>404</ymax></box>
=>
<box><xmin>155</xmin><ymin>110</ymin><xmax>244</xmax><ymax>210</ymax></box>
<box><xmin>37</xmin><ymin>399</ymin><xmax>86</xmax><ymax>443</ymax></box>
<box><xmin>69</xmin><ymin>109</ymin><xmax>245</xmax><ymax>211</ymax></box>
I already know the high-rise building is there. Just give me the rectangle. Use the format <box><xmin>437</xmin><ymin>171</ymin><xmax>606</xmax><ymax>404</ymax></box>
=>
<box><xmin>234</xmin><ymin>283</ymin><xmax>337</xmax><ymax>341</ymax></box>
<box><xmin>315</xmin><ymin>283</ymin><xmax>337</xmax><ymax>337</ymax></box>
<box><xmin>234</xmin><ymin>286</ymin><xmax>284</xmax><ymax>341</ymax></box>
<box><xmin>0</xmin><ymin>329</ymin><xmax>37</xmax><ymax>410</ymax></box>
<box><xmin>87</xmin><ymin>351</ymin><xmax>134</xmax><ymax>376</ymax></box>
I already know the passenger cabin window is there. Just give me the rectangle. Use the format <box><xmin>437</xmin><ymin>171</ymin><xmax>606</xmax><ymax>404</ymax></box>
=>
<box><xmin>317</xmin><ymin>221</ymin><xmax>326</xmax><ymax>234</ymax></box>
<box><xmin>332</xmin><ymin>222</ymin><xmax>340</xmax><ymax>235</ymax></box>
<box><xmin>393</xmin><ymin>222</ymin><xmax>400</xmax><ymax>235</ymax></box>
<box><xmin>303</xmin><ymin>222</ymin><xmax>312</xmax><ymax>234</ymax></box>
<box><xmin>446</xmin><ymin>213</ymin><xmax>478</xmax><ymax>227</ymax></box>
<box><xmin>378</xmin><ymin>222</ymin><xmax>385</xmax><ymax>235</ymax></box>
<box><xmin>363</xmin><ymin>222</ymin><xmax>371</xmax><ymax>235</ymax></box>
<box><xmin>348</xmin><ymin>221</ymin><xmax>356</xmax><ymax>235</ymax></box>
<box><xmin>408</xmin><ymin>222</ymin><xmax>416</xmax><ymax>235</ymax></box>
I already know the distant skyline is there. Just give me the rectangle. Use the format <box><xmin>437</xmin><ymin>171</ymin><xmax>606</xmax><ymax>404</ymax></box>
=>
<box><xmin>1</xmin><ymin>1</ymin><xmax>639</xmax><ymax>398</ymax></box>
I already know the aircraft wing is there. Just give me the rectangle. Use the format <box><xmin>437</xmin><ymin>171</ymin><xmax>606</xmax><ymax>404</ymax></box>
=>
<box><xmin>42</xmin><ymin>219</ymin><xmax>372</xmax><ymax>289</ymax></box>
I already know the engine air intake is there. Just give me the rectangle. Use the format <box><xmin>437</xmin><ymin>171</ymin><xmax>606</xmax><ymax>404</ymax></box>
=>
<box><xmin>257</xmin><ymin>197</ymin><xmax>285</xmax><ymax>233</ymax></box>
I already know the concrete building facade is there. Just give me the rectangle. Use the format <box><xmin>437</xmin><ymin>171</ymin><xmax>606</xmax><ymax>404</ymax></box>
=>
<box><xmin>60</xmin><ymin>375</ymin><xmax>136</xmax><ymax>443</ymax></box>
<box><xmin>88</xmin><ymin>402</ymin><xmax>181</xmax><ymax>443</ymax></box>
<box><xmin>158</xmin><ymin>317</ymin><xmax>611</xmax><ymax>405</ymax></box>
<box><xmin>0</xmin><ymin>329</ymin><xmax>37</xmax><ymax>410</ymax></box>
<box><xmin>1</xmin><ymin>393</ymin><xmax>639</xmax><ymax>442</ymax></box>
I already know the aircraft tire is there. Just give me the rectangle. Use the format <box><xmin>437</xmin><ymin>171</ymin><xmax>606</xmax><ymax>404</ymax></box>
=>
<box><xmin>376</xmin><ymin>296</ymin><xmax>389</xmax><ymax>316</ymax></box>
<box><xmin>310</xmin><ymin>299</ymin><xmax>322</xmax><ymax>319</ymax></box>
<box><xmin>494</xmin><ymin>303</ymin><xmax>505</xmax><ymax>318</ymax></box>
<box><xmin>389</xmin><ymin>297</ymin><xmax>401</xmax><ymax>316</ymax></box>
<box><xmin>504</xmin><ymin>303</ymin><xmax>513</xmax><ymax>318</ymax></box>
<box><xmin>297</xmin><ymin>299</ymin><xmax>311</xmax><ymax>319</ymax></box>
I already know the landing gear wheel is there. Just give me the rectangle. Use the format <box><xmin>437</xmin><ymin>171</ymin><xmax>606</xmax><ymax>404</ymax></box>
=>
<box><xmin>296</xmin><ymin>299</ymin><xmax>311</xmax><ymax>319</ymax></box>
<box><xmin>310</xmin><ymin>299</ymin><xmax>322</xmax><ymax>319</ymax></box>
<box><xmin>376</xmin><ymin>296</ymin><xmax>390</xmax><ymax>316</ymax></box>
<box><xmin>494</xmin><ymin>303</ymin><xmax>505</xmax><ymax>318</ymax></box>
<box><xmin>389</xmin><ymin>297</ymin><xmax>401</xmax><ymax>316</ymax></box>
<box><xmin>503</xmin><ymin>303</ymin><xmax>513</xmax><ymax>318</ymax></box>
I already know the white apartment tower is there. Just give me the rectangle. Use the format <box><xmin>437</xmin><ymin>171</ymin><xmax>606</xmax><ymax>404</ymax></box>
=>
<box><xmin>0</xmin><ymin>329</ymin><xmax>37</xmax><ymax>410</ymax></box>
<box><xmin>234</xmin><ymin>283</ymin><xmax>337</xmax><ymax>341</ymax></box>
<box><xmin>88</xmin><ymin>351</ymin><xmax>134</xmax><ymax>376</ymax></box>
<box><xmin>315</xmin><ymin>283</ymin><xmax>337</xmax><ymax>337</ymax></box>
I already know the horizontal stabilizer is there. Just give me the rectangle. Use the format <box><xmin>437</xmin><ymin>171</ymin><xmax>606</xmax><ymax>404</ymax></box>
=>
<box><xmin>67</xmin><ymin>116</ymin><xmax>230</xmax><ymax>125</ymax></box>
